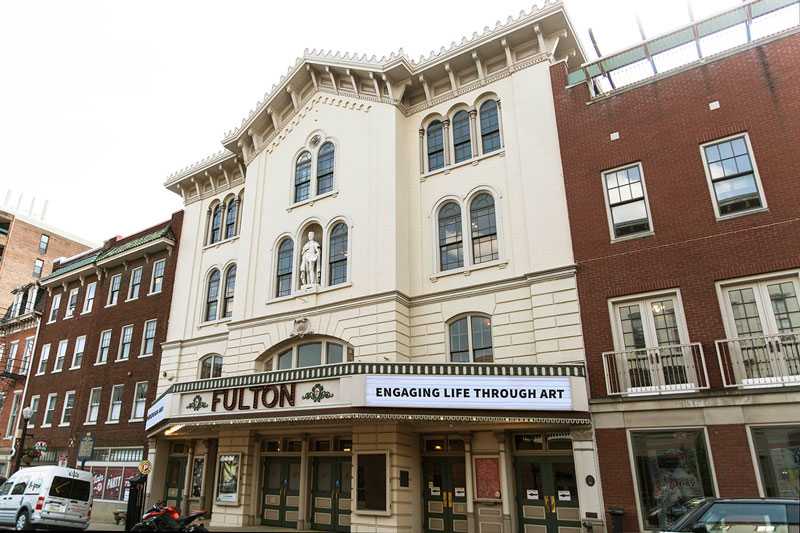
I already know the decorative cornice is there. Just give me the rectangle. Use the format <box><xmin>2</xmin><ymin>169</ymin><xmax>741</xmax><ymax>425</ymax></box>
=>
<box><xmin>165</xmin><ymin>149</ymin><xmax>238</xmax><ymax>188</ymax></box>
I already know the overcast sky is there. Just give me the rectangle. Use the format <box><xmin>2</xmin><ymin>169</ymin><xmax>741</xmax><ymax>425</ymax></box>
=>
<box><xmin>0</xmin><ymin>0</ymin><xmax>740</xmax><ymax>243</ymax></box>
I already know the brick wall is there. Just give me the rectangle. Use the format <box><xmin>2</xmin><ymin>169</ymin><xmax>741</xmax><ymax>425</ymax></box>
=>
<box><xmin>0</xmin><ymin>215</ymin><xmax>90</xmax><ymax>311</ymax></box>
<box><xmin>22</xmin><ymin>211</ymin><xmax>182</xmax><ymax>464</ymax></box>
<box><xmin>705</xmin><ymin>424</ymin><xmax>760</xmax><ymax>497</ymax></box>
<box><xmin>549</xmin><ymin>32</ymin><xmax>800</xmax><ymax>398</ymax></box>
<box><xmin>0</xmin><ymin>320</ymin><xmax>36</xmax><ymax>454</ymax></box>
<box><xmin>595</xmin><ymin>428</ymin><xmax>639</xmax><ymax>532</ymax></box>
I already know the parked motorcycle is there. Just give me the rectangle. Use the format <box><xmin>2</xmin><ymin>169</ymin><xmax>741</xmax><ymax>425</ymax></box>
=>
<box><xmin>131</xmin><ymin>501</ymin><xmax>208</xmax><ymax>532</ymax></box>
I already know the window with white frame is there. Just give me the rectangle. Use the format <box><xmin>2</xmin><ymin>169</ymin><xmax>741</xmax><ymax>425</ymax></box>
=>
<box><xmin>27</xmin><ymin>395</ymin><xmax>40</xmax><ymax>428</ymax></box>
<box><xmin>224</xmin><ymin>196</ymin><xmax>239</xmax><ymax>239</ymax></box>
<box><xmin>48</xmin><ymin>293</ymin><xmax>61</xmax><ymax>323</ymax></box>
<box><xmin>36</xmin><ymin>343</ymin><xmax>50</xmax><ymax>375</ymax></box>
<box><xmin>150</xmin><ymin>258</ymin><xmax>166</xmax><ymax>294</ymax></box>
<box><xmin>53</xmin><ymin>339</ymin><xmax>68</xmax><ymax>372</ymax></box>
<box><xmin>701</xmin><ymin>134</ymin><xmax>764</xmax><ymax>217</ymax></box>
<box><xmin>448</xmin><ymin>314</ymin><xmax>493</xmax><ymax>362</ymax></box>
<box><xmin>452</xmin><ymin>110</ymin><xmax>472</xmax><ymax>163</ymax></box>
<box><xmin>107</xmin><ymin>384</ymin><xmax>124</xmax><ymax>422</ymax></box>
<box><xmin>275</xmin><ymin>239</ymin><xmax>294</xmax><ymax>297</ymax></box>
<box><xmin>82</xmin><ymin>281</ymin><xmax>96</xmax><ymax>313</ymax></box>
<box><xmin>21</xmin><ymin>337</ymin><xmax>33</xmax><ymax>374</ymax></box>
<box><xmin>294</xmin><ymin>151</ymin><xmax>312</xmax><ymax>203</ymax></box>
<box><xmin>4</xmin><ymin>342</ymin><xmax>17</xmax><ymax>373</ymax></box>
<box><xmin>131</xmin><ymin>382</ymin><xmax>148</xmax><ymax>420</ymax></box>
<box><xmin>427</xmin><ymin>120</ymin><xmax>445</xmax><ymax>171</ymax></box>
<box><xmin>128</xmin><ymin>266</ymin><xmax>143</xmax><ymax>300</ymax></box>
<box><xmin>71</xmin><ymin>335</ymin><xmax>86</xmax><ymax>369</ymax></box>
<box><xmin>42</xmin><ymin>393</ymin><xmax>58</xmax><ymax>427</ymax></box>
<box><xmin>107</xmin><ymin>273</ymin><xmax>122</xmax><ymax>306</ymax></box>
<box><xmin>316</xmin><ymin>142</ymin><xmax>335</xmax><ymax>195</ymax></box>
<box><xmin>118</xmin><ymin>325</ymin><xmax>134</xmax><ymax>361</ymax></box>
<box><xmin>199</xmin><ymin>354</ymin><xmax>223</xmax><ymax>379</ymax></box>
<box><xmin>141</xmin><ymin>319</ymin><xmax>157</xmax><ymax>356</ymax></box>
<box><xmin>86</xmin><ymin>387</ymin><xmax>101</xmax><ymax>423</ymax></box>
<box><xmin>97</xmin><ymin>330</ymin><xmax>112</xmax><ymax>364</ymax></box>
<box><xmin>222</xmin><ymin>265</ymin><xmax>236</xmax><ymax>319</ymax></box>
<box><xmin>292</xmin><ymin>142</ymin><xmax>336</xmax><ymax>204</ymax></box>
<box><xmin>208</xmin><ymin>203</ymin><xmax>223</xmax><ymax>244</ymax></box>
<box><xmin>33</xmin><ymin>258</ymin><xmax>44</xmax><ymax>277</ymax></box>
<box><xmin>603</xmin><ymin>163</ymin><xmax>652</xmax><ymax>239</ymax></box>
<box><xmin>328</xmin><ymin>223</ymin><xmax>348</xmax><ymax>286</ymax></box>
<box><xmin>39</xmin><ymin>234</ymin><xmax>49</xmax><ymax>254</ymax></box>
<box><xmin>5</xmin><ymin>392</ymin><xmax>21</xmax><ymax>438</ymax></box>
<box><xmin>60</xmin><ymin>391</ymin><xmax>75</xmax><ymax>425</ymax></box>
<box><xmin>470</xmin><ymin>193</ymin><xmax>498</xmax><ymax>264</ymax></box>
<box><xmin>204</xmin><ymin>269</ymin><xmax>221</xmax><ymax>321</ymax></box>
<box><xmin>65</xmin><ymin>287</ymin><xmax>80</xmax><ymax>318</ymax></box>
<box><xmin>269</xmin><ymin>337</ymin><xmax>351</xmax><ymax>371</ymax></box>
<box><xmin>479</xmin><ymin>100</ymin><xmax>502</xmax><ymax>154</ymax></box>
<box><xmin>438</xmin><ymin>202</ymin><xmax>463</xmax><ymax>271</ymax></box>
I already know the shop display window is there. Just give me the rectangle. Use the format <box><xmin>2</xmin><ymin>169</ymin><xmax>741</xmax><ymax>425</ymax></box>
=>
<box><xmin>751</xmin><ymin>426</ymin><xmax>800</xmax><ymax>498</ymax></box>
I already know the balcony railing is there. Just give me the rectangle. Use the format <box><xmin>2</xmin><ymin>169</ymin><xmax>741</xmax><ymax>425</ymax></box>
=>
<box><xmin>716</xmin><ymin>332</ymin><xmax>800</xmax><ymax>388</ymax></box>
<box><xmin>603</xmin><ymin>343</ymin><xmax>709</xmax><ymax>396</ymax></box>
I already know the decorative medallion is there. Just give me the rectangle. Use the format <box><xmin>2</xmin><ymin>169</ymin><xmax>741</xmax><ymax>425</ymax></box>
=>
<box><xmin>302</xmin><ymin>383</ymin><xmax>334</xmax><ymax>403</ymax></box>
<box><xmin>290</xmin><ymin>317</ymin><xmax>312</xmax><ymax>338</ymax></box>
<box><xmin>186</xmin><ymin>395</ymin><xmax>209</xmax><ymax>412</ymax></box>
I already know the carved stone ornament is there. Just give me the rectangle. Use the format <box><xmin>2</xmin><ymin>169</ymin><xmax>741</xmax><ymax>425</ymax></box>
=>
<box><xmin>186</xmin><ymin>395</ymin><xmax>209</xmax><ymax>412</ymax></box>
<box><xmin>290</xmin><ymin>317</ymin><xmax>312</xmax><ymax>338</ymax></box>
<box><xmin>302</xmin><ymin>383</ymin><xmax>334</xmax><ymax>403</ymax></box>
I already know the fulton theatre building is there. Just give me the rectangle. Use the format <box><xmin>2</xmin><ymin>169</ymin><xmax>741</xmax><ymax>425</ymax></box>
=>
<box><xmin>146</xmin><ymin>3</ymin><xmax>606</xmax><ymax>532</ymax></box>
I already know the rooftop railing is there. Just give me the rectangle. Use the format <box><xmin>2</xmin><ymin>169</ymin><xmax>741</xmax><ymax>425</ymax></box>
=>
<box><xmin>567</xmin><ymin>0</ymin><xmax>800</xmax><ymax>97</ymax></box>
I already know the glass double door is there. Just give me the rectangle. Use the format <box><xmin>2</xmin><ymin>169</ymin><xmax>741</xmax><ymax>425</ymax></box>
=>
<box><xmin>261</xmin><ymin>456</ymin><xmax>301</xmax><ymax>528</ymax></box>
<box><xmin>515</xmin><ymin>456</ymin><xmax>580</xmax><ymax>533</ymax></box>
<box><xmin>310</xmin><ymin>457</ymin><xmax>352</xmax><ymax>532</ymax></box>
<box><xmin>422</xmin><ymin>457</ymin><xmax>468</xmax><ymax>533</ymax></box>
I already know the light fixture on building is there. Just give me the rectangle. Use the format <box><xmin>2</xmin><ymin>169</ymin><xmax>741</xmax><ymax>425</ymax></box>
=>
<box><xmin>164</xmin><ymin>424</ymin><xmax>185</xmax><ymax>436</ymax></box>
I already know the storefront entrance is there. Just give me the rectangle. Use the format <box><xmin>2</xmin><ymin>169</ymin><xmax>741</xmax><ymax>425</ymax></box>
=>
<box><xmin>422</xmin><ymin>456</ymin><xmax>468</xmax><ymax>533</ymax></box>
<box><xmin>261</xmin><ymin>456</ymin><xmax>301</xmax><ymax>528</ymax></box>
<box><xmin>514</xmin><ymin>456</ymin><xmax>580</xmax><ymax>533</ymax></box>
<box><xmin>310</xmin><ymin>457</ymin><xmax>352</xmax><ymax>531</ymax></box>
<box><xmin>164</xmin><ymin>457</ymin><xmax>186</xmax><ymax>510</ymax></box>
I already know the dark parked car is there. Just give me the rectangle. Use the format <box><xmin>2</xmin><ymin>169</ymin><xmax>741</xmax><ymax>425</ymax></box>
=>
<box><xmin>664</xmin><ymin>498</ymin><xmax>799</xmax><ymax>533</ymax></box>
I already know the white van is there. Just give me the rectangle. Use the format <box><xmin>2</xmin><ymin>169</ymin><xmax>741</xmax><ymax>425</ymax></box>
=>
<box><xmin>0</xmin><ymin>465</ymin><xmax>93</xmax><ymax>530</ymax></box>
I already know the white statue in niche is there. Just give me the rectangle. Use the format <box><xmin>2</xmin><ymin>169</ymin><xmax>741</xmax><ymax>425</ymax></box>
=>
<box><xmin>300</xmin><ymin>231</ymin><xmax>321</xmax><ymax>287</ymax></box>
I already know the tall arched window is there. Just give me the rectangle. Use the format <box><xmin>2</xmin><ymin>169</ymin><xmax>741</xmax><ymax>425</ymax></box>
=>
<box><xmin>205</xmin><ymin>269</ymin><xmax>221</xmax><ymax>322</ymax></box>
<box><xmin>199</xmin><ymin>354</ymin><xmax>223</xmax><ymax>379</ymax></box>
<box><xmin>317</xmin><ymin>142</ymin><xmax>335</xmax><ymax>195</ymax></box>
<box><xmin>427</xmin><ymin>121</ymin><xmax>444</xmax><ymax>171</ymax></box>
<box><xmin>328</xmin><ymin>223</ymin><xmax>348</xmax><ymax>286</ymax></box>
<box><xmin>295</xmin><ymin>151</ymin><xmax>312</xmax><ymax>203</ymax></box>
<box><xmin>479</xmin><ymin>100</ymin><xmax>501</xmax><ymax>154</ymax></box>
<box><xmin>222</xmin><ymin>264</ymin><xmax>236</xmax><ymax>319</ymax></box>
<box><xmin>452</xmin><ymin>110</ymin><xmax>472</xmax><ymax>163</ymax></box>
<box><xmin>438</xmin><ymin>202</ymin><xmax>463</xmax><ymax>271</ymax></box>
<box><xmin>470</xmin><ymin>193</ymin><xmax>499</xmax><ymax>264</ymax></box>
<box><xmin>449</xmin><ymin>314</ymin><xmax>493</xmax><ymax>362</ymax></box>
<box><xmin>209</xmin><ymin>204</ymin><xmax>222</xmax><ymax>244</ymax></box>
<box><xmin>224</xmin><ymin>197</ymin><xmax>238</xmax><ymax>239</ymax></box>
<box><xmin>276</xmin><ymin>239</ymin><xmax>294</xmax><ymax>297</ymax></box>
<box><xmin>264</xmin><ymin>336</ymin><xmax>352</xmax><ymax>371</ymax></box>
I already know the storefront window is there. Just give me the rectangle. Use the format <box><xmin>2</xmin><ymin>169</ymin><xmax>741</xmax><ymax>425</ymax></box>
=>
<box><xmin>751</xmin><ymin>426</ymin><xmax>800</xmax><ymax>498</ymax></box>
<box><xmin>356</xmin><ymin>453</ymin><xmax>387</xmax><ymax>512</ymax></box>
<box><xmin>630</xmin><ymin>430</ymin><xmax>715</xmax><ymax>530</ymax></box>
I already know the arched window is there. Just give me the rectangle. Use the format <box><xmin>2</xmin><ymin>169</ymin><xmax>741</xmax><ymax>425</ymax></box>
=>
<box><xmin>266</xmin><ymin>337</ymin><xmax>351</xmax><ymax>371</ymax></box>
<box><xmin>427</xmin><ymin>121</ymin><xmax>444</xmax><ymax>171</ymax></box>
<box><xmin>199</xmin><ymin>354</ymin><xmax>223</xmax><ymax>379</ymax></box>
<box><xmin>470</xmin><ymin>193</ymin><xmax>498</xmax><ymax>264</ymax></box>
<box><xmin>295</xmin><ymin>151</ymin><xmax>312</xmax><ymax>203</ymax></box>
<box><xmin>276</xmin><ymin>239</ymin><xmax>294</xmax><ymax>297</ymax></box>
<box><xmin>317</xmin><ymin>142</ymin><xmax>335</xmax><ymax>195</ymax></box>
<box><xmin>222</xmin><ymin>264</ymin><xmax>236</xmax><ymax>319</ymax></box>
<box><xmin>224</xmin><ymin>197</ymin><xmax>238</xmax><ymax>239</ymax></box>
<box><xmin>452</xmin><ymin>110</ymin><xmax>472</xmax><ymax>163</ymax></box>
<box><xmin>328</xmin><ymin>223</ymin><xmax>348</xmax><ymax>286</ymax></box>
<box><xmin>209</xmin><ymin>204</ymin><xmax>222</xmax><ymax>244</ymax></box>
<box><xmin>449</xmin><ymin>315</ymin><xmax>493</xmax><ymax>362</ymax></box>
<box><xmin>479</xmin><ymin>100</ymin><xmax>501</xmax><ymax>154</ymax></box>
<box><xmin>205</xmin><ymin>269</ymin><xmax>221</xmax><ymax>322</ymax></box>
<box><xmin>438</xmin><ymin>202</ymin><xmax>463</xmax><ymax>271</ymax></box>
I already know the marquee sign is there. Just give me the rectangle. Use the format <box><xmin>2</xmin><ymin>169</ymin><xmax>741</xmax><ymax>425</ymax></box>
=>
<box><xmin>365</xmin><ymin>375</ymin><xmax>572</xmax><ymax>410</ymax></box>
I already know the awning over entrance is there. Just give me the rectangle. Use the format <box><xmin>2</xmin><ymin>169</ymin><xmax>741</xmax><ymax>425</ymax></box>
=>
<box><xmin>147</xmin><ymin>362</ymin><xmax>589</xmax><ymax>436</ymax></box>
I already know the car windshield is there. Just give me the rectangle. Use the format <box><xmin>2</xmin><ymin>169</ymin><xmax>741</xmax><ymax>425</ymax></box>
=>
<box><xmin>669</xmin><ymin>498</ymin><xmax>712</xmax><ymax>531</ymax></box>
<box><xmin>49</xmin><ymin>476</ymin><xmax>91</xmax><ymax>501</ymax></box>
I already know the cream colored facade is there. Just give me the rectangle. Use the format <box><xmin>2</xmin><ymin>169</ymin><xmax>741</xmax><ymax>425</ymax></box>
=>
<box><xmin>148</xmin><ymin>3</ymin><xmax>604</xmax><ymax>532</ymax></box>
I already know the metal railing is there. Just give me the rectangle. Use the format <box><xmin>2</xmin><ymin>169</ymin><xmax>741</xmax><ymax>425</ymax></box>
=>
<box><xmin>603</xmin><ymin>342</ymin><xmax>709</xmax><ymax>396</ymax></box>
<box><xmin>567</xmin><ymin>0</ymin><xmax>800</xmax><ymax>97</ymax></box>
<box><xmin>716</xmin><ymin>332</ymin><xmax>800</xmax><ymax>387</ymax></box>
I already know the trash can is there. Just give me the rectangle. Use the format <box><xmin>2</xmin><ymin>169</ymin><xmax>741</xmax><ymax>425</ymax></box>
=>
<box><xmin>608</xmin><ymin>507</ymin><xmax>625</xmax><ymax>533</ymax></box>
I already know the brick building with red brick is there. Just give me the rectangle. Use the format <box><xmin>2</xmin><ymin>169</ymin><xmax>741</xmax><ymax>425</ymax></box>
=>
<box><xmin>19</xmin><ymin>211</ymin><xmax>182</xmax><ymax>519</ymax></box>
<box><xmin>550</xmin><ymin>4</ymin><xmax>800</xmax><ymax>531</ymax></box>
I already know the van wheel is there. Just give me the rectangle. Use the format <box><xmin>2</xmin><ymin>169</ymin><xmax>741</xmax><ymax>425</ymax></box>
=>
<box><xmin>15</xmin><ymin>510</ymin><xmax>31</xmax><ymax>531</ymax></box>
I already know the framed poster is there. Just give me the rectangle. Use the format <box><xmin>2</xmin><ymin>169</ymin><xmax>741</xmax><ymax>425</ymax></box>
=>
<box><xmin>190</xmin><ymin>456</ymin><xmax>206</xmax><ymax>499</ymax></box>
<box><xmin>216</xmin><ymin>453</ymin><xmax>241</xmax><ymax>505</ymax></box>
<box><xmin>473</xmin><ymin>456</ymin><xmax>501</xmax><ymax>501</ymax></box>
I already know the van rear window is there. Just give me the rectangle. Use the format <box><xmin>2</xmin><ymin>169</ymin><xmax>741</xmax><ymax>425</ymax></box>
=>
<box><xmin>49</xmin><ymin>476</ymin><xmax>91</xmax><ymax>501</ymax></box>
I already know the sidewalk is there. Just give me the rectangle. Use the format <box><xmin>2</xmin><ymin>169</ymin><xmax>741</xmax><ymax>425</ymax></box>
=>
<box><xmin>88</xmin><ymin>522</ymin><xmax>314</xmax><ymax>532</ymax></box>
